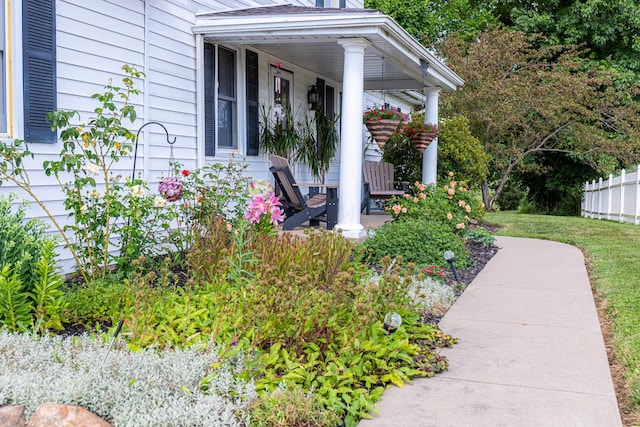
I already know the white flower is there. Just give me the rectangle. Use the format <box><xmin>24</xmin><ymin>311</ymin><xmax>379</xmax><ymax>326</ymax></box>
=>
<box><xmin>131</xmin><ymin>185</ymin><xmax>145</xmax><ymax>198</ymax></box>
<box><xmin>90</xmin><ymin>189</ymin><xmax>101</xmax><ymax>199</ymax></box>
<box><xmin>154</xmin><ymin>196</ymin><xmax>166</xmax><ymax>208</ymax></box>
<box><xmin>86</xmin><ymin>163</ymin><xmax>100</xmax><ymax>176</ymax></box>
<box><xmin>80</xmin><ymin>205</ymin><xmax>88</xmax><ymax>215</ymax></box>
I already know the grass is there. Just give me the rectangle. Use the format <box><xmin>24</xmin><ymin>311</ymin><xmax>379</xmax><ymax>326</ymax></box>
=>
<box><xmin>484</xmin><ymin>211</ymin><xmax>640</xmax><ymax>416</ymax></box>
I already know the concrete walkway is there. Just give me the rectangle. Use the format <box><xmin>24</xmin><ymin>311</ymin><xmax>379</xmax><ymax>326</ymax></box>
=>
<box><xmin>360</xmin><ymin>236</ymin><xmax>622</xmax><ymax>427</ymax></box>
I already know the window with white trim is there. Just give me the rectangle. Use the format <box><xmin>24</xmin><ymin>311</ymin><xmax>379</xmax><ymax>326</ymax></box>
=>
<box><xmin>217</xmin><ymin>46</ymin><xmax>237</xmax><ymax>149</ymax></box>
<box><xmin>204</xmin><ymin>43</ymin><xmax>239</xmax><ymax>156</ymax></box>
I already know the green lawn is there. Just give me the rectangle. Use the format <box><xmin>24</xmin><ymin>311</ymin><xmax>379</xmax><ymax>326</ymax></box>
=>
<box><xmin>485</xmin><ymin>211</ymin><xmax>640</xmax><ymax>416</ymax></box>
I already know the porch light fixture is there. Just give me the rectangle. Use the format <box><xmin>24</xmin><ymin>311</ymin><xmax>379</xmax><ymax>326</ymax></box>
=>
<box><xmin>308</xmin><ymin>85</ymin><xmax>318</xmax><ymax>110</ymax></box>
<box><xmin>444</xmin><ymin>250</ymin><xmax>460</xmax><ymax>283</ymax></box>
<box><xmin>383</xmin><ymin>312</ymin><xmax>402</xmax><ymax>333</ymax></box>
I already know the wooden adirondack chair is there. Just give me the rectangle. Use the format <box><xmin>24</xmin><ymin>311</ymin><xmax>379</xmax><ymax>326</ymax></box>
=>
<box><xmin>362</xmin><ymin>161</ymin><xmax>408</xmax><ymax>214</ymax></box>
<box><xmin>269</xmin><ymin>155</ymin><xmax>338</xmax><ymax>230</ymax></box>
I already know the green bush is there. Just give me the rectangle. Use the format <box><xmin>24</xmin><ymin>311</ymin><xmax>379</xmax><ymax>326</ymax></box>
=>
<box><xmin>386</xmin><ymin>179</ymin><xmax>485</xmax><ymax>235</ymax></box>
<box><xmin>0</xmin><ymin>196</ymin><xmax>55</xmax><ymax>292</ymax></box>
<box><xmin>361</xmin><ymin>219</ymin><xmax>471</xmax><ymax>268</ymax></box>
<box><xmin>249</xmin><ymin>384</ymin><xmax>340</xmax><ymax>427</ymax></box>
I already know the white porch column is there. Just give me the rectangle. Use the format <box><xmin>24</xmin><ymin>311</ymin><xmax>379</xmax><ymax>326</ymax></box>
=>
<box><xmin>422</xmin><ymin>87</ymin><xmax>442</xmax><ymax>184</ymax></box>
<box><xmin>335</xmin><ymin>38</ymin><xmax>367</xmax><ymax>238</ymax></box>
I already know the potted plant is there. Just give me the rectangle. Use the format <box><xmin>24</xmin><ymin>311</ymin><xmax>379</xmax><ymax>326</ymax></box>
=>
<box><xmin>259</xmin><ymin>103</ymin><xmax>299</xmax><ymax>159</ymax></box>
<box><xmin>403</xmin><ymin>119</ymin><xmax>439</xmax><ymax>153</ymax></box>
<box><xmin>296</xmin><ymin>106</ymin><xmax>340</xmax><ymax>183</ymax></box>
<box><xmin>363</xmin><ymin>104</ymin><xmax>407</xmax><ymax>148</ymax></box>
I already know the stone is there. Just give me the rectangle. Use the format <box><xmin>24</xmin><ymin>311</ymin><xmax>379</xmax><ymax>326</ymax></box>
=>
<box><xmin>26</xmin><ymin>403</ymin><xmax>112</xmax><ymax>427</ymax></box>
<box><xmin>0</xmin><ymin>405</ymin><xmax>26</xmax><ymax>427</ymax></box>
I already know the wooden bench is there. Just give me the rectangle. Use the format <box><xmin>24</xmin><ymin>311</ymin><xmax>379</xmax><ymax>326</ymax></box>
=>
<box><xmin>362</xmin><ymin>161</ymin><xmax>408</xmax><ymax>214</ymax></box>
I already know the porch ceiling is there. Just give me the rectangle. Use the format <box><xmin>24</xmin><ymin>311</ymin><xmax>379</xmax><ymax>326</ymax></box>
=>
<box><xmin>193</xmin><ymin>5</ymin><xmax>464</xmax><ymax>99</ymax></box>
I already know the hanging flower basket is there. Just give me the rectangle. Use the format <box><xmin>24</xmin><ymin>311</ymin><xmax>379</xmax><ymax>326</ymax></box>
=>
<box><xmin>403</xmin><ymin>121</ymin><xmax>439</xmax><ymax>153</ymax></box>
<box><xmin>410</xmin><ymin>131</ymin><xmax>437</xmax><ymax>153</ymax></box>
<box><xmin>158</xmin><ymin>176</ymin><xmax>183</xmax><ymax>202</ymax></box>
<box><xmin>365</xmin><ymin>119</ymin><xmax>401</xmax><ymax>148</ymax></box>
<box><xmin>363</xmin><ymin>105</ymin><xmax>406</xmax><ymax>149</ymax></box>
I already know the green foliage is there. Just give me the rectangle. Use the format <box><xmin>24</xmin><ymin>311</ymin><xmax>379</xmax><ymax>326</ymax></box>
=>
<box><xmin>30</xmin><ymin>240</ymin><xmax>67</xmax><ymax>333</ymax></box>
<box><xmin>365</xmin><ymin>0</ymin><xmax>496</xmax><ymax>44</ymax></box>
<box><xmin>381</xmin><ymin>115</ymin><xmax>489</xmax><ymax>185</ymax></box>
<box><xmin>438</xmin><ymin>115</ymin><xmax>489</xmax><ymax>184</ymax></box>
<box><xmin>0</xmin><ymin>266</ymin><xmax>32</xmax><ymax>332</ymax></box>
<box><xmin>517</xmin><ymin>152</ymin><xmax>600</xmax><ymax>216</ymax></box>
<box><xmin>62</xmin><ymin>224</ymin><xmax>458</xmax><ymax>425</ymax></box>
<box><xmin>259</xmin><ymin>104</ymin><xmax>299</xmax><ymax>158</ymax></box>
<box><xmin>438</xmin><ymin>27</ymin><xmax>640</xmax><ymax>210</ymax></box>
<box><xmin>380</xmin><ymin>132</ymin><xmax>422</xmax><ymax>185</ymax></box>
<box><xmin>296</xmin><ymin>107</ymin><xmax>340</xmax><ymax>182</ymax></box>
<box><xmin>0</xmin><ymin>196</ymin><xmax>54</xmax><ymax>293</ymax></box>
<box><xmin>494</xmin><ymin>175</ymin><xmax>527</xmax><ymax>211</ymax></box>
<box><xmin>361</xmin><ymin>220</ymin><xmax>470</xmax><ymax>269</ymax></box>
<box><xmin>385</xmin><ymin>179</ymin><xmax>485</xmax><ymax>234</ymax></box>
<box><xmin>249</xmin><ymin>384</ymin><xmax>340</xmax><ymax>427</ymax></box>
<box><xmin>461</xmin><ymin>226</ymin><xmax>495</xmax><ymax>247</ymax></box>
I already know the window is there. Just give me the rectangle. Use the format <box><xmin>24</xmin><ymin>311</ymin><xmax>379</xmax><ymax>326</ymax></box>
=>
<box><xmin>204</xmin><ymin>43</ymin><xmax>239</xmax><ymax>156</ymax></box>
<box><xmin>1</xmin><ymin>0</ymin><xmax>6</xmax><ymax>134</ymax></box>
<box><xmin>217</xmin><ymin>47</ymin><xmax>237</xmax><ymax>149</ymax></box>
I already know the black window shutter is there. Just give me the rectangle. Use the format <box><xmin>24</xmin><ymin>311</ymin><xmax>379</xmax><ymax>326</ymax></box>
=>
<box><xmin>246</xmin><ymin>49</ymin><xmax>259</xmax><ymax>156</ymax></box>
<box><xmin>23</xmin><ymin>0</ymin><xmax>57</xmax><ymax>143</ymax></box>
<box><xmin>204</xmin><ymin>43</ymin><xmax>215</xmax><ymax>157</ymax></box>
<box><xmin>326</xmin><ymin>85</ymin><xmax>335</xmax><ymax>119</ymax></box>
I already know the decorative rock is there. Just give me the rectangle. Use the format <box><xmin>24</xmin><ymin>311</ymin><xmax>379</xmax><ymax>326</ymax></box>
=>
<box><xmin>0</xmin><ymin>405</ymin><xmax>26</xmax><ymax>427</ymax></box>
<box><xmin>26</xmin><ymin>403</ymin><xmax>112</xmax><ymax>427</ymax></box>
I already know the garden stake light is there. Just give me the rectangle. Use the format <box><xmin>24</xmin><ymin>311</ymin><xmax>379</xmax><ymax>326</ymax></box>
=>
<box><xmin>383</xmin><ymin>312</ymin><xmax>402</xmax><ymax>333</ymax></box>
<box><xmin>444</xmin><ymin>250</ymin><xmax>460</xmax><ymax>283</ymax></box>
<box><xmin>100</xmin><ymin>319</ymin><xmax>124</xmax><ymax>370</ymax></box>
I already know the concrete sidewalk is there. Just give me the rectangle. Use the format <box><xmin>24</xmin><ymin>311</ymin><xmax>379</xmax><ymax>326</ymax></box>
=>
<box><xmin>360</xmin><ymin>236</ymin><xmax>622</xmax><ymax>427</ymax></box>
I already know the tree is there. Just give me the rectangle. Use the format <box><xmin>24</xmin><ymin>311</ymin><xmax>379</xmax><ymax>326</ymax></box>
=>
<box><xmin>438</xmin><ymin>27</ymin><xmax>640</xmax><ymax>210</ymax></box>
<box><xmin>365</xmin><ymin>0</ymin><xmax>496</xmax><ymax>44</ymax></box>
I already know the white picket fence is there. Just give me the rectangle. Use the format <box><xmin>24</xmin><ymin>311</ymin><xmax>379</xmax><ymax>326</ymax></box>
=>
<box><xmin>582</xmin><ymin>165</ymin><xmax>640</xmax><ymax>224</ymax></box>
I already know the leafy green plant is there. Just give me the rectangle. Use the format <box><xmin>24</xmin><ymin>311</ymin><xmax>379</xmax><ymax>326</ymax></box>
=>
<box><xmin>0</xmin><ymin>195</ymin><xmax>54</xmax><ymax>292</ymax></box>
<box><xmin>259</xmin><ymin>104</ymin><xmax>299</xmax><ymax>159</ymax></box>
<box><xmin>249</xmin><ymin>384</ymin><xmax>340</xmax><ymax>427</ymax></box>
<box><xmin>386</xmin><ymin>176</ymin><xmax>485</xmax><ymax>234</ymax></box>
<box><xmin>462</xmin><ymin>226</ymin><xmax>496</xmax><ymax>246</ymax></box>
<box><xmin>296</xmin><ymin>107</ymin><xmax>341</xmax><ymax>183</ymax></box>
<box><xmin>0</xmin><ymin>266</ymin><xmax>32</xmax><ymax>332</ymax></box>
<box><xmin>30</xmin><ymin>240</ymin><xmax>67</xmax><ymax>333</ymax></box>
<box><xmin>361</xmin><ymin>219</ymin><xmax>471</xmax><ymax>268</ymax></box>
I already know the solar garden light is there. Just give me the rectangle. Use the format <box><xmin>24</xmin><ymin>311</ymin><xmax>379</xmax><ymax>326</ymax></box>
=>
<box><xmin>444</xmin><ymin>250</ymin><xmax>460</xmax><ymax>283</ymax></box>
<box><xmin>384</xmin><ymin>312</ymin><xmax>402</xmax><ymax>333</ymax></box>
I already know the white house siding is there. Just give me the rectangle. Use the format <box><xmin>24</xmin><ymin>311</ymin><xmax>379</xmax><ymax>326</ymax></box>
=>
<box><xmin>1</xmin><ymin>0</ymin><xmax>369</xmax><ymax>272</ymax></box>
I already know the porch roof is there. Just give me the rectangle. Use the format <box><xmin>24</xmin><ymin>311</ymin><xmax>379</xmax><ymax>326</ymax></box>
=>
<box><xmin>192</xmin><ymin>5</ymin><xmax>463</xmax><ymax>99</ymax></box>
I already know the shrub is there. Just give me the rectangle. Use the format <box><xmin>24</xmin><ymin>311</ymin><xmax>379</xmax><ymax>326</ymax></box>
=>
<box><xmin>0</xmin><ymin>331</ymin><xmax>256</xmax><ymax>426</ymax></box>
<box><xmin>361</xmin><ymin>219</ymin><xmax>470</xmax><ymax>268</ymax></box>
<box><xmin>249</xmin><ymin>384</ymin><xmax>340</xmax><ymax>427</ymax></box>
<box><xmin>0</xmin><ymin>196</ymin><xmax>56</xmax><ymax>292</ymax></box>
<box><xmin>386</xmin><ymin>178</ymin><xmax>485</xmax><ymax>234</ymax></box>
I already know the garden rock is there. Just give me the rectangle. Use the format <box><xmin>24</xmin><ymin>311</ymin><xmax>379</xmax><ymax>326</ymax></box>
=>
<box><xmin>26</xmin><ymin>403</ymin><xmax>112</xmax><ymax>427</ymax></box>
<box><xmin>0</xmin><ymin>405</ymin><xmax>26</xmax><ymax>427</ymax></box>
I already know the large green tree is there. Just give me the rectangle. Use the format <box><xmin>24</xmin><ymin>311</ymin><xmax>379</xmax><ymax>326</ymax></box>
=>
<box><xmin>486</xmin><ymin>0</ymin><xmax>640</xmax><ymax>71</ymax></box>
<box><xmin>365</xmin><ymin>0</ymin><xmax>496</xmax><ymax>44</ymax></box>
<box><xmin>438</xmin><ymin>27</ymin><xmax>640</xmax><ymax>210</ymax></box>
